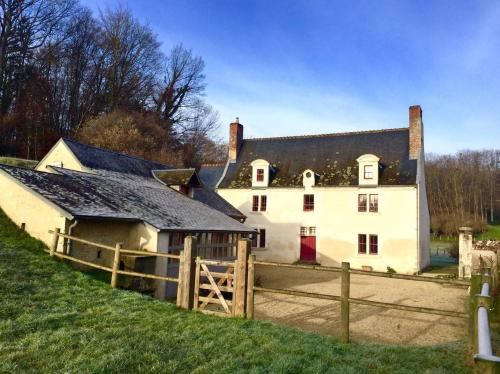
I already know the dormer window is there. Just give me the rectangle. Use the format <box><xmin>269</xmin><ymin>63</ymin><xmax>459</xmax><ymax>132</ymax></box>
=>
<box><xmin>356</xmin><ymin>154</ymin><xmax>380</xmax><ymax>186</ymax></box>
<box><xmin>256</xmin><ymin>169</ymin><xmax>265</xmax><ymax>182</ymax></box>
<box><xmin>364</xmin><ymin>165</ymin><xmax>373</xmax><ymax>179</ymax></box>
<box><xmin>302</xmin><ymin>169</ymin><xmax>316</xmax><ymax>188</ymax></box>
<box><xmin>251</xmin><ymin>159</ymin><xmax>270</xmax><ymax>188</ymax></box>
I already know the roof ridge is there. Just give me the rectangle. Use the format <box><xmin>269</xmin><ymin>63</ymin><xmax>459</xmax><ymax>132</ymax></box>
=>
<box><xmin>62</xmin><ymin>138</ymin><xmax>170</xmax><ymax>167</ymax></box>
<box><xmin>200</xmin><ymin>163</ymin><xmax>225</xmax><ymax>167</ymax></box>
<box><xmin>244</xmin><ymin>127</ymin><xmax>408</xmax><ymax>142</ymax></box>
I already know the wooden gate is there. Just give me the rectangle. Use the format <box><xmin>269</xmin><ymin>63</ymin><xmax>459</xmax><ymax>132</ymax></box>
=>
<box><xmin>193</xmin><ymin>258</ymin><xmax>236</xmax><ymax>316</ymax></box>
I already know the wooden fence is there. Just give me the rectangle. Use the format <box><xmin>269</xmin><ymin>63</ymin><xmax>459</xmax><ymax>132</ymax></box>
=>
<box><xmin>48</xmin><ymin>229</ymin><xmax>498</xmax><ymax>359</ymax></box>
<box><xmin>247</xmin><ymin>258</ymin><xmax>470</xmax><ymax>343</ymax></box>
<box><xmin>47</xmin><ymin>229</ymin><xmax>248</xmax><ymax>312</ymax></box>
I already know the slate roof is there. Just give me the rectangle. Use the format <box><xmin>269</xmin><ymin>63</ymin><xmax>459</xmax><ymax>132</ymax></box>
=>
<box><xmin>198</xmin><ymin>164</ymin><xmax>225</xmax><ymax>189</ymax></box>
<box><xmin>0</xmin><ymin>164</ymin><xmax>252</xmax><ymax>233</ymax></box>
<box><xmin>218</xmin><ymin>128</ymin><xmax>417</xmax><ymax>188</ymax></box>
<box><xmin>58</xmin><ymin>139</ymin><xmax>244</xmax><ymax>220</ymax></box>
<box><xmin>63</xmin><ymin>138</ymin><xmax>171</xmax><ymax>177</ymax></box>
<box><xmin>192</xmin><ymin>187</ymin><xmax>245</xmax><ymax>220</ymax></box>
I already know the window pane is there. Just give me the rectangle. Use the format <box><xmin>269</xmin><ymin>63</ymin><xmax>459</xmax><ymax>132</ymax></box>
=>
<box><xmin>303</xmin><ymin>194</ymin><xmax>314</xmax><ymax>211</ymax></box>
<box><xmin>251</xmin><ymin>231</ymin><xmax>258</xmax><ymax>247</ymax></box>
<box><xmin>260</xmin><ymin>195</ymin><xmax>267</xmax><ymax>211</ymax></box>
<box><xmin>256</xmin><ymin>169</ymin><xmax>264</xmax><ymax>182</ymax></box>
<box><xmin>369</xmin><ymin>235</ymin><xmax>378</xmax><ymax>254</ymax></box>
<box><xmin>358</xmin><ymin>194</ymin><xmax>367</xmax><ymax>212</ymax></box>
<box><xmin>252</xmin><ymin>195</ymin><xmax>259</xmax><ymax>211</ymax></box>
<box><xmin>358</xmin><ymin>234</ymin><xmax>367</xmax><ymax>254</ymax></box>
<box><xmin>309</xmin><ymin>227</ymin><xmax>316</xmax><ymax>235</ymax></box>
<box><xmin>369</xmin><ymin>194</ymin><xmax>378</xmax><ymax>212</ymax></box>
<box><xmin>300</xmin><ymin>226</ymin><xmax>307</xmax><ymax>236</ymax></box>
<box><xmin>364</xmin><ymin>165</ymin><xmax>373</xmax><ymax>179</ymax></box>
<box><xmin>259</xmin><ymin>229</ymin><xmax>266</xmax><ymax>248</ymax></box>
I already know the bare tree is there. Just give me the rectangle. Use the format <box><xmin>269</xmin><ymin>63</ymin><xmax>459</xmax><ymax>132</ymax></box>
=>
<box><xmin>98</xmin><ymin>7</ymin><xmax>161</xmax><ymax>111</ymax></box>
<box><xmin>155</xmin><ymin>44</ymin><xmax>206</xmax><ymax>129</ymax></box>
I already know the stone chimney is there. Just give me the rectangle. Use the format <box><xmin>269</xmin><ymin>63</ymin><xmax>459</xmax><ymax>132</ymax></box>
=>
<box><xmin>409</xmin><ymin>105</ymin><xmax>423</xmax><ymax>160</ymax></box>
<box><xmin>229</xmin><ymin>117</ymin><xmax>243</xmax><ymax>161</ymax></box>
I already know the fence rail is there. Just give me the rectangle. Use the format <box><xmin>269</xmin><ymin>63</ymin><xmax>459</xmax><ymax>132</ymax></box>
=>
<box><xmin>250</xmin><ymin>259</ymin><xmax>470</xmax><ymax>343</ymax></box>
<box><xmin>48</xmin><ymin>228</ymin><xmax>185</xmax><ymax>304</ymax></box>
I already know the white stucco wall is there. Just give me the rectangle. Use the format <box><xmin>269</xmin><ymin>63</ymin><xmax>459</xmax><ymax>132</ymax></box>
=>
<box><xmin>35</xmin><ymin>140</ymin><xmax>88</xmax><ymax>173</ymax></box>
<box><xmin>0</xmin><ymin>170</ymin><xmax>69</xmax><ymax>249</ymax></box>
<box><xmin>70</xmin><ymin>221</ymin><xmax>159</xmax><ymax>266</ymax></box>
<box><xmin>218</xmin><ymin>185</ymin><xmax>422</xmax><ymax>273</ymax></box>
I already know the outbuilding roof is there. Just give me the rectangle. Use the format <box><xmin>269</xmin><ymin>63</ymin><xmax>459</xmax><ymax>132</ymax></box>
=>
<box><xmin>218</xmin><ymin>128</ymin><xmax>417</xmax><ymax>188</ymax></box>
<box><xmin>0</xmin><ymin>164</ymin><xmax>252</xmax><ymax>233</ymax></box>
<box><xmin>63</xmin><ymin>138</ymin><xmax>171</xmax><ymax>177</ymax></box>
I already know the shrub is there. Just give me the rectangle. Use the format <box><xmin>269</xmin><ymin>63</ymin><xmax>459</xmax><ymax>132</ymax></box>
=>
<box><xmin>386</xmin><ymin>266</ymin><xmax>396</xmax><ymax>274</ymax></box>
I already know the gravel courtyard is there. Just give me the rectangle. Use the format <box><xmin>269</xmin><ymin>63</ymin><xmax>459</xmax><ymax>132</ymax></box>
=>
<box><xmin>253</xmin><ymin>266</ymin><xmax>468</xmax><ymax>346</ymax></box>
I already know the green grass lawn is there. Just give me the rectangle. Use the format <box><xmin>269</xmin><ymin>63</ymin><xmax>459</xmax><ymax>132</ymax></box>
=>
<box><xmin>0</xmin><ymin>211</ymin><xmax>472</xmax><ymax>373</ymax></box>
<box><xmin>477</xmin><ymin>222</ymin><xmax>500</xmax><ymax>240</ymax></box>
<box><xmin>0</xmin><ymin>156</ymin><xmax>37</xmax><ymax>169</ymax></box>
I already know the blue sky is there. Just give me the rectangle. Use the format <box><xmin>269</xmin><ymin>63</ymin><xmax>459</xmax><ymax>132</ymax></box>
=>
<box><xmin>81</xmin><ymin>0</ymin><xmax>500</xmax><ymax>153</ymax></box>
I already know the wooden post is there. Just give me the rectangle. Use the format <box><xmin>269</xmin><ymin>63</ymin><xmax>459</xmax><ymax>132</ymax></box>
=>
<box><xmin>50</xmin><ymin>228</ymin><xmax>60</xmax><ymax>257</ymax></box>
<box><xmin>233</xmin><ymin>239</ymin><xmax>250</xmax><ymax>317</ymax></box>
<box><xmin>176</xmin><ymin>250</ymin><xmax>185</xmax><ymax>307</ymax></box>
<box><xmin>193</xmin><ymin>257</ymin><xmax>201</xmax><ymax>310</ymax></box>
<box><xmin>180</xmin><ymin>236</ymin><xmax>197</xmax><ymax>309</ymax></box>
<box><xmin>110</xmin><ymin>243</ymin><xmax>122</xmax><ymax>288</ymax></box>
<box><xmin>246</xmin><ymin>254</ymin><xmax>256</xmax><ymax>319</ymax></box>
<box><xmin>341</xmin><ymin>261</ymin><xmax>350</xmax><ymax>343</ymax></box>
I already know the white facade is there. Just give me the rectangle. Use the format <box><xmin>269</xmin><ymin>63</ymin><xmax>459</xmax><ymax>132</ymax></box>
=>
<box><xmin>216</xmin><ymin>107</ymin><xmax>430</xmax><ymax>274</ymax></box>
<box><xmin>218</xmin><ymin>181</ymin><xmax>429</xmax><ymax>273</ymax></box>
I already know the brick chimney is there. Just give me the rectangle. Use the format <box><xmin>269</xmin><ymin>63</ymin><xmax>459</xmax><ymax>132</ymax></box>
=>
<box><xmin>229</xmin><ymin>117</ymin><xmax>243</xmax><ymax>161</ymax></box>
<box><xmin>409</xmin><ymin>105</ymin><xmax>423</xmax><ymax>160</ymax></box>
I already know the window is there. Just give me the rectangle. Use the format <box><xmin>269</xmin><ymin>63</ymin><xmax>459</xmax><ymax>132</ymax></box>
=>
<box><xmin>251</xmin><ymin>231</ymin><xmax>258</xmax><ymax>247</ymax></box>
<box><xmin>256</xmin><ymin>168</ymin><xmax>265</xmax><ymax>182</ymax></box>
<box><xmin>300</xmin><ymin>226</ymin><xmax>316</xmax><ymax>236</ymax></box>
<box><xmin>259</xmin><ymin>229</ymin><xmax>266</xmax><ymax>248</ymax></box>
<box><xmin>252</xmin><ymin>229</ymin><xmax>266</xmax><ymax>248</ymax></box>
<box><xmin>358</xmin><ymin>234</ymin><xmax>367</xmax><ymax>254</ymax></box>
<box><xmin>358</xmin><ymin>194</ymin><xmax>367</xmax><ymax>212</ymax></box>
<box><xmin>369</xmin><ymin>235</ymin><xmax>378</xmax><ymax>254</ymax></box>
<box><xmin>252</xmin><ymin>195</ymin><xmax>267</xmax><ymax>212</ymax></box>
<box><xmin>364</xmin><ymin>165</ymin><xmax>373</xmax><ymax>179</ymax></box>
<box><xmin>252</xmin><ymin>195</ymin><xmax>259</xmax><ymax>211</ymax></box>
<box><xmin>369</xmin><ymin>194</ymin><xmax>378</xmax><ymax>212</ymax></box>
<box><xmin>260</xmin><ymin>195</ymin><xmax>267</xmax><ymax>211</ymax></box>
<box><xmin>303</xmin><ymin>194</ymin><xmax>314</xmax><ymax>211</ymax></box>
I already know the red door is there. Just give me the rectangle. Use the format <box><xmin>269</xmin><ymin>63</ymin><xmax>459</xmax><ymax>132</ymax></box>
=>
<box><xmin>300</xmin><ymin>236</ymin><xmax>316</xmax><ymax>262</ymax></box>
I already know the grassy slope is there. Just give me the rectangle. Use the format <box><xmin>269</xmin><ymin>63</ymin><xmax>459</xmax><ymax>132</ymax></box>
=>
<box><xmin>0</xmin><ymin>156</ymin><xmax>37</xmax><ymax>169</ymax></box>
<box><xmin>0</xmin><ymin>212</ymin><xmax>471</xmax><ymax>373</ymax></box>
<box><xmin>477</xmin><ymin>222</ymin><xmax>500</xmax><ymax>240</ymax></box>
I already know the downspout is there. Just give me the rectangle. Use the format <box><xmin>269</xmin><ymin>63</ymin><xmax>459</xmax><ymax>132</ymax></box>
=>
<box><xmin>415</xmin><ymin>151</ymin><xmax>422</xmax><ymax>273</ymax></box>
<box><xmin>66</xmin><ymin>219</ymin><xmax>78</xmax><ymax>255</ymax></box>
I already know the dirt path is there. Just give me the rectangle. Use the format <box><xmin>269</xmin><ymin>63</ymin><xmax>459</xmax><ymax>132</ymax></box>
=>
<box><xmin>254</xmin><ymin>266</ymin><xmax>468</xmax><ymax>346</ymax></box>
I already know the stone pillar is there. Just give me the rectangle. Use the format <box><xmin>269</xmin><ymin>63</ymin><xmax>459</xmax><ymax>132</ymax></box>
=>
<box><xmin>459</xmin><ymin>226</ymin><xmax>473</xmax><ymax>279</ymax></box>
